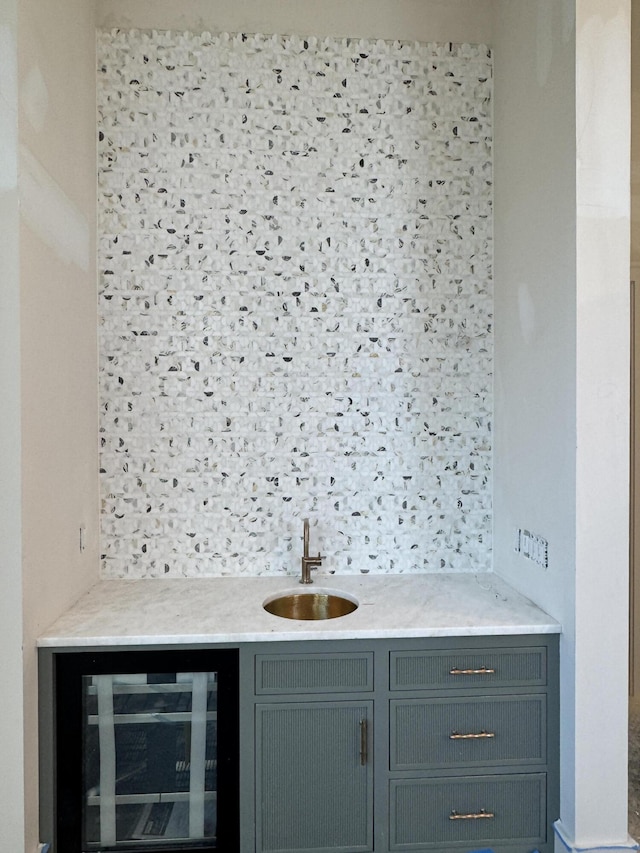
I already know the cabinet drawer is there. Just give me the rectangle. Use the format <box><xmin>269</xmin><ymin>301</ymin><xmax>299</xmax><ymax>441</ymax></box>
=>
<box><xmin>390</xmin><ymin>773</ymin><xmax>547</xmax><ymax>850</ymax></box>
<box><xmin>390</xmin><ymin>646</ymin><xmax>547</xmax><ymax>691</ymax></box>
<box><xmin>390</xmin><ymin>695</ymin><xmax>546</xmax><ymax>769</ymax></box>
<box><xmin>255</xmin><ymin>652</ymin><xmax>373</xmax><ymax>694</ymax></box>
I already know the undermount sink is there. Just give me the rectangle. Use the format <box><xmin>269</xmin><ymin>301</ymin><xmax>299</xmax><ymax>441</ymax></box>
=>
<box><xmin>263</xmin><ymin>589</ymin><xmax>359</xmax><ymax>620</ymax></box>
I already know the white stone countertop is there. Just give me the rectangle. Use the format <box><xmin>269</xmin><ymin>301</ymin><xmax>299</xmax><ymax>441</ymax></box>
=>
<box><xmin>37</xmin><ymin>572</ymin><xmax>560</xmax><ymax>647</ymax></box>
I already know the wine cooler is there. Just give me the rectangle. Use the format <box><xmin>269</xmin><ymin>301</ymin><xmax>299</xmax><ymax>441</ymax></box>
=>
<box><xmin>48</xmin><ymin>648</ymin><xmax>239</xmax><ymax>853</ymax></box>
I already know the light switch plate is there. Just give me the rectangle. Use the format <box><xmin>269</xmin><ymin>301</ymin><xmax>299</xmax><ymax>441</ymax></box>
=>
<box><xmin>514</xmin><ymin>527</ymin><xmax>548</xmax><ymax>569</ymax></box>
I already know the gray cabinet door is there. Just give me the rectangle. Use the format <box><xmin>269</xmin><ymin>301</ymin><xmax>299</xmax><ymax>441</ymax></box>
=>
<box><xmin>256</xmin><ymin>701</ymin><xmax>374</xmax><ymax>853</ymax></box>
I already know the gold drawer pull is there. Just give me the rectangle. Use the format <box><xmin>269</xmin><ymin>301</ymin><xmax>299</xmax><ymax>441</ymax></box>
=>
<box><xmin>449</xmin><ymin>666</ymin><xmax>496</xmax><ymax>676</ymax></box>
<box><xmin>449</xmin><ymin>730</ymin><xmax>495</xmax><ymax>740</ymax></box>
<box><xmin>449</xmin><ymin>809</ymin><xmax>495</xmax><ymax>821</ymax></box>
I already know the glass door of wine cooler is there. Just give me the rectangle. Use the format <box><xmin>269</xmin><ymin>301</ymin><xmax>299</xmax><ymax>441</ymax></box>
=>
<box><xmin>53</xmin><ymin>649</ymin><xmax>239</xmax><ymax>853</ymax></box>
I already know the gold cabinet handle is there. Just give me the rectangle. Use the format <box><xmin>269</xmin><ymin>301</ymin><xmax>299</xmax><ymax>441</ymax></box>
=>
<box><xmin>449</xmin><ymin>809</ymin><xmax>495</xmax><ymax>820</ymax></box>
<box><xmin>359</xmin><ymin>718</ymin><xmax>368</xmax><ymax>766</ymax></box>
<box><xmin>449</xmin><ymin>666</ymin><xmax>496</xmax><ymax>676</ymax></box>
<box><xmin>449</xmin><ymin>730</ymin><xmax>495</xmax><ymax>740</ymax></box>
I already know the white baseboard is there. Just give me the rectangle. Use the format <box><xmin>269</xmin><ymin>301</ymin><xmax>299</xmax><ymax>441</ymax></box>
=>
<box><xmin>554</xmin><ymin>819</ymin><xmax>640</xmax><ymax>852</ymax></box>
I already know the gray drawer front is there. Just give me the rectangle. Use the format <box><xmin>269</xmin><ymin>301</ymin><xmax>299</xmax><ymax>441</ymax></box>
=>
<box><xmin>391</xmin><ymin>695</ymin><xmax>546</xmax><ymax>769</ymax></box>
<box><xmin>256</xmin><ymin>652</ymin><xmax>373</xmax><ymax>694</ymax></box>
<box><xmin>390</xmin><ymin>647</ymin><xmax>547</xmax><ymax>691</ymax></box>
<box><xmin>390</xmin><ymin>773</ymin><xmax>546</xmax><ymax>849</ymax></box>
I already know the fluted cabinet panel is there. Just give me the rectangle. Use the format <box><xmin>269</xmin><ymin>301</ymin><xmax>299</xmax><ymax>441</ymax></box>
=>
<box><xmin>391</xmin><ymin>695</ymin><xmax>546</xmax><ymax>769</ymax></box>
<box><xmin>391</xmin><ymin>646</ymin><xmax>547</xmax><ymax>690</ymax></box>
<box><xmin>256</xmin><ymin>701</ymin><xmax>373</xmax><ymax>853</ymax></box>
<box><xmin>256</xmin><ymin>652</ymin><xmax>373</xmax><ymax>694</ymax></box>
<box><xmin>390</xmin><ymin>774</ymin><xmax>546</xmax><ymax>849</ymax></box>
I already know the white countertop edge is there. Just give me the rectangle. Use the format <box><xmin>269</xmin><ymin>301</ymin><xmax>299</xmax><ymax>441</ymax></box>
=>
<box><xmin>37</xmin><ymin>623</ymin><xmax>561</xmax><ymax>648</ymax></box>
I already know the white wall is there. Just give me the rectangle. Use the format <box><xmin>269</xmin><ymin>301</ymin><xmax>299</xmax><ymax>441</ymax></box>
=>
<box><xmin>632</xmin><ymin>0</ymin><xmax>640</xmax><ymax>280</ymax></box>
<box><xmin>631</xmin><ymin>0</ymin><xmax>640</xmax><ymax>700</ymax></box>
<box><xmin>0</xmin><ymin>1</ymin><xmax>25</xmax><ymax>849</ymax></box>
<box><xmin>96</xmin><ymin>0</ymin><xmax>494</xmax><ymax>44</ymax></box>
<box><xmin>2</xmin><ymin>1</ymin><xmax>99</xmax><ymax>849</ymax></box>
<box><xmin>491</xmin><ymin>0</ymin><xmax>579</xmax><ymax>835</ymax></box>
<box><xmin>492</xmin><ymin>0</ymin><xmax>576</xmax><ymax>622</ymax></box>
<box><xmin>493</xmin><ymin>0</ymin><xmax>631</xmax><ymax>847</ymax></box>
<box><xmin>572</xmin><ymin>1</ymin><xmax>630</xmax><ymax>845</ymax></box>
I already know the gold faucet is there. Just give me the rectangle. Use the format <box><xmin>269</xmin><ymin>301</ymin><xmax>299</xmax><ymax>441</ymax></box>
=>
<box><xmin>301</xmin><ymin>518</ymin><xmax>323</xmax><ymax>584</ymax></box>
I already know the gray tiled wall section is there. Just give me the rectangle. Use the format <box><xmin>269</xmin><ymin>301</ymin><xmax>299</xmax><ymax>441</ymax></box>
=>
<box><xmin>97</xmin><ymin>30</ymin><xmax>493</xmax><ymax>577</ymax></box>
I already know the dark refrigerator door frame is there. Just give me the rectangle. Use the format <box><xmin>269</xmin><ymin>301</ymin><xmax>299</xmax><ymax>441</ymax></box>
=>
<box><xmin>53</xmin><ymin>648</ymin><xmax>240</xmax><ymax>853</ymax></box>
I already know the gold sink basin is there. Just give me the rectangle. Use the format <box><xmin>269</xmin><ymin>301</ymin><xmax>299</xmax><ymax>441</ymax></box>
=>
<box><xmin>263</xmin><ymin>590</ymin><xmax>358</xmax><ymax>620</ymax></box>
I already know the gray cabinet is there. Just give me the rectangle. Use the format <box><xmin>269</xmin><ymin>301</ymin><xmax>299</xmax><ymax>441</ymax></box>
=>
<box><xmin>387</xmin><ymin>640</ymin><xmax>558</xmax><ymax>852</ymax></box>
<box><xmin>40</xmin><ymin>635</ymin><xmax>558</xmax><ymax>853</ymax></box>
<box><xmin>256</xmin><ymin>701</ymin><xmax>374</xmax><ymax>853</ymax></box>
<box><xmin>389</xmin><ymin>646</ymin><xmax>548</xmax><ymax>691</ymax></box>
<box><xmin>249</xmin><ymin>636</ymin><xmax>558</xmax><ymax>853</ymax></box>
<box><xmin>253</xmin><ymin>651</ymin><xmax>375</xmax><ymax>853</ymax></box>
<box><xmin>390</xmin><ymin>774</ymin><xmax>547</xmax><ymax>849</ymax></box>
<box><xmin>390</xmin><ymin>694</ymin><xmax>546</xmax><ymax>770</ymax></box>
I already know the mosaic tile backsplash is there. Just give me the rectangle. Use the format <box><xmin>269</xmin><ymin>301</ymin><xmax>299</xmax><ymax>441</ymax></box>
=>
<box><xmin>98</xmin><ymin>29</ymin><xmax>493</xmax><ymax>578</ymax></box>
